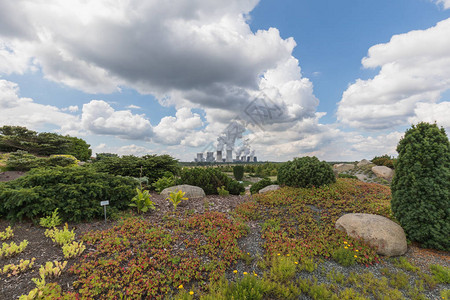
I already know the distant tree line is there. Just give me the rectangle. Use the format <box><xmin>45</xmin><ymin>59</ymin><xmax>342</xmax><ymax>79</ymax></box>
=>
<box><xmin>0</xmin><ymin>125</ymin><xmax>92</xmax><ymax>161</ymax></box>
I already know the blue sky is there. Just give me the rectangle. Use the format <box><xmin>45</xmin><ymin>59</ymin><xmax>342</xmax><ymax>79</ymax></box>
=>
<box><xmin>1</xmin><ymin>0</ymin><xmax>449</xmax><ymax>161</ymax></box>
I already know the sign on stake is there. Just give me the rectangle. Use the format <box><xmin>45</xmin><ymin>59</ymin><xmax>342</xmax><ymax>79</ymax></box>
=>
<box><xmin>100</xmin><ymin>201</ymin><xmax>109</xmax><ymax>223</ymax></box>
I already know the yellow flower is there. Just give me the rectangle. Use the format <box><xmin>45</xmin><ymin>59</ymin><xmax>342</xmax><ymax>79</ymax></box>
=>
<box><xmin>344</xmin><ymin>246</ymin><xmax>348</xmax><ymax>249</ymax></box>
<box><xmin>354</xmin><ymin>255</ymin><xmax>357</xmax><ymax>258</ymax></box>
<box><xmin>287</xmin><ymin>254</ymin><xmax>290</xmax><ymax>257</ymax></box>
<box><xmin>355</xmin><ymin>249</ymin><xmax>359</xmax><ymax>252</ymax></box>
<box><xmin>294</xmin><ymin>261</ymin><xmax>298</xmax><ymax>264</ymax></box>
<box><xmin>254</xmin><ymin>273</ymin><xmax>258</xmax><ymax>276</ymax></box>
<box><xmin>189</xmin><ymin>291</ymin><xmax>194</xmax><ymax>295</ymax></box>
<box><xmin>277</xmin><ymin>253</ymin><xmax>281</xmax><ymax>256</ymax></box>
<box><xmin>243</xmin><ymin>272</ymin><xmax>248</xmax><ymax>275</ymax></box>
<box><xmin>247</xmin><ymin>252</ymin><xmax>250</xmax><ymax>255</ymax></box>
<box><xmin>343</xmin><ymin>241</ymin><xmax>348</xmax><ymax>244</ymax></box>
<box><xmin>233</xmin><ymin>270</ymin><xmax>238</xmax><ymax>274</ymax></box>
<box><xmin>178</xmin><ymin>285</ymin><xmax>183</xmax><ymax>289</ymax></box>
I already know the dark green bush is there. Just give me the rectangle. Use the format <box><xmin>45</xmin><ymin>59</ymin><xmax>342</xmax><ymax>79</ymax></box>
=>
<box><xmin>6</xmin><ymin>151</ymin><xmax>46</xmax><ymax>171</ymax></box>
<box><xmin>227</xmin><ymin>180</ymin><xmax>245</xmax><ymax>195</ymax></box>
<box><xmin>90</xmin><ymin>154</ymin><xmax>180</xmax><ymax>187</ymax></box>
<box><xmin>391</xmin><ymin>122</ymin><xmax>450</xmax><ymax>251</ymax></box>
<box><xmin>371</xmin><ymin>154</ymin><xmax>396</xmax><ymax>169</ymax></box>
<box><xmin>250</xmin><ymin>178</ymin><xmax>273</xmax><ymax>194</ymax></box>
<box><xmin>0</xmin><ymin>167</ymin><xmax>137</xmax><ymax>222</ymax></box>
<box><xmin>181</xmin><ymin>167</ymin><xmax>243</xmax><ymax>195</ymax></box>
<box><xmin>233</xmin><ymin>165</ymin><xmax>244</xmax><ymax>181</ymax></box>
<box><xmin>277</xmin><ymin>156</ymin><xmax>335</xmax><ymax>188</ymax></box>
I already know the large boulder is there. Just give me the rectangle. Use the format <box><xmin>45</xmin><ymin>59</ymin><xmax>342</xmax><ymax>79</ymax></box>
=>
<box><xmin>371</xmin><ymin>166</ymin><xmax>394</xmax><ymax>180</ymax></box>
<box><xmin>335</xmin><ymin>213</ymin><xmax>407</xmax><ymax>256</ymax></box>
<box><xmin>161</xmin><ymin>184</ymin><xmax>205</xmax><ymax>199</ymax></box>
<box><xmin>357</xmin><ymin>159</ymin><xmax>371</xmax><ymax>167</ymax></box>
<box><xmin>259</xmin><ymin>185</ymin><xmax>280</xmax><ymax>194</ymax></box>
<box><xmin>333</xmin><ymin>163</ymin><xmax>355</xmax><ymax>173</ymax></box>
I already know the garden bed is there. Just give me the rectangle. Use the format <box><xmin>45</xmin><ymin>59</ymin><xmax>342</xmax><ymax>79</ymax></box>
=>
<box><xmin>0</xmin><ymin>180</ymin><xmax>448</xmax><ymax>299</ymax></box>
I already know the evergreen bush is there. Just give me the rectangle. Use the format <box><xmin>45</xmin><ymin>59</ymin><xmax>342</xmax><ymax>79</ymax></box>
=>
<box><xmin>233</xmin><ymin>165</ymin><xmax>244</xmax><ymax>181</ymax></box>
<box><xmin>391</xmin><ymin>122</ymin><xmax>450</xmax><ymax>251</ymax></box>
<box><xmin>181</xmin><ymin>167</ymin><xmax>243</xmax><ymax>195</ymax></box>
<box><xmin>0</xmin><ymin>167</ymin><xmax>137</xmax><ymax>222</ymax></box>
<box><xmin>90</xmin><ymin>154</ymin><xmax>180</xmax><ymax>187</ymax></box>
<box><xmin>250</xmin><ymin>178</ymin><xmax>272</xmax><ymax>194</ymax></box>
<box><xmin>6</xmin><ymin>151</ymin><xmax>45</xmax><ymax>171</ymax></box>
<box><xmin>277</xmin><ymin>156</ymin><xmax>335</xmax><ymax>188</ymax></box>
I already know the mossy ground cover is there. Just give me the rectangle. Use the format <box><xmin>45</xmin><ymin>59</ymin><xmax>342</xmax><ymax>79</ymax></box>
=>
<box><xmin>1</xmin><ymin>179</ymin><xmax>448</xmax><ymax>299</ymax></box>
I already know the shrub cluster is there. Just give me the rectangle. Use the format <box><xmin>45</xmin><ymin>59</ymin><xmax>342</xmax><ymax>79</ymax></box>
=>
<box><xmin>90</xmin><ymin>154</ymin><xmax>180</xmax><ymax>187</ymax></box>
<box><xmin>181</xmin><ymin>167</ymin><xmax>244</xmax><ymax>195</ymax></box>
<box><xmin>391</xmin><ymin>122</ymin><xmax>450</xmax><ymax>251</ymax></box>
<box><xmin>0</xmin><ymin>167</ymin><xmax>137</xmax><ymax>222</ymax></box>
<box><xmin>277</xmin><ymin>156</ymin><xmax>335</xmax><ymax>188</ymax></box>
<box><xmin>6</xmin><ymin>151</ymin><xmax>78</xmax><ymax>171</ymax></box>
<box><xmin>371</xmin><ymin>154</ymin><xmax>396</xmax><ymax>169</ymax></box>
<box><xmin>250</xmin><ymin>178</ymin><xmax>273</xmax><ymax>194</ymax></box>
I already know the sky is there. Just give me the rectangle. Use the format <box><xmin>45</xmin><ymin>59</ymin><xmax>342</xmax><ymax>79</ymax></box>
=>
<box><xmin>1</xmin><ymin>0</ymin><xmax>450</xmax><ymax>162</ymax></box>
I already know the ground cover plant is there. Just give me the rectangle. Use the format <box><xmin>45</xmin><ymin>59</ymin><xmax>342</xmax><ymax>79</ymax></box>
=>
<box><xmin>0</xmin><ymin>178</ymin><xmax>449</xmax><ymax>299</ymax></box>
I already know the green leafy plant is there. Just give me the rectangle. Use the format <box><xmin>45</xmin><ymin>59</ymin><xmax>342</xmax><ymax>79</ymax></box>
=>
<box><xmin>39</xmin><ymin>260</ymin><xmax>67</xmax><ymax>278</ymax></box>
<box><xmin>0</xmin><ymin>226</ymin><xmax>14</xmax><ymax>240</ymax></box>
<box><xmin>233</xmin><ymin>165</ymin><xmax>244</xmax><ymax>181</ymax></box>
<box><xmin>269</xmin><ymin>254</ymin><xmax>297</xmax><ymax>283</ymax></box>
<box><xmin>217</xmin><ymin>186</ymin><xmax>230</xmax><ymax>196</ymax></box>
<box><xmin>298</xmin><ymin>257</ymin><xmax>317</xmax><ymax>273</ymax></box>
<box><xmin>1</xmin><ymin>258</ymin><xmax>35</xmax><ymax>277</ymax></box>
<box><xmin>129</xmin><ymin>187</ymin><xmax>155</xmax><ymax>214</ymax></box>
<box><xmin>152</xmin><ymin>174</ymin><xmax>176</xmax><ymax>192</ymax></box>
<box><xmin>39</xmin><ymin>208</ymin><xmax>62</xmax><ymax>228</ymax></box>
<box><xmin>181</xmin><ymin>167</ymin><xmax>243</xmax><ymax>195</ymax></box>
<box><xmin>0</xmin><ymin>240</ymin><xmax>28</xmax><ymax>258</ymax></box>
<box><xmin>166</xmin><ymin>190</ymin><xmax>188</xmax><ymax>210</ymax></box>
<box><xmin>391</xmin><ymin>122</ymin><xmax>450</xmax><ymax>251</ymax></box>
<box><xmin>332</xmin><ymin>247</ymin><xmax>356</xmax><ymax>267</ymax></box>
<box><xmin>277</xmin><ymin>156</ymin><xmax>335</xmax><ymax>188</ymax></box>
<box><xmin>44</xmin><ymin>223</ymin><xmax>75</xmax><ymax>246</ymax></box>
<box><xmin>371</xmin><ymin>154</ymin><xmax>396</xmax><ymax>169</ymax></box>
<box><xmin>62</xmin><ymin>241</ymin><xmax>86</xmax><ymax>259</ymax></box>
<box><xmin>429</xmin><ymin>264</ymin><xmax>450</xmax><ymax>284</ymax></box>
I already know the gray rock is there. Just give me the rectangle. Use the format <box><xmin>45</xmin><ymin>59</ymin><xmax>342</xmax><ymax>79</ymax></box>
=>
<box><xmin>259</xmin><ymin>185</ymin><xmax>280</xmax><ymax>194</ymax></box>
<box><xmin>335</xmin><ymin>213</ymin><xmax>407</xmax><ymax>256</ymax></box>
<box><xmin>371</xmin><ymin>166</ymin><xmax>394</xmax><ymax>180</ymax></box>
<box><xmin>357</xmin><ymin>159</ymin><xmax>371</xmax><ymax>167</ymax></box>
<box><xmin>333</xmin><ymin>163</ymin><xmax>355</xmax><ymax>173</ymax></box>
<box><xmin>161</xmin><ymin>185</ymin><xmax>206</xmax><ymax>199</ymax></box>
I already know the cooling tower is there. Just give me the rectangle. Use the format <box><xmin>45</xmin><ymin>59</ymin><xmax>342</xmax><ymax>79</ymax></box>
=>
<box><xmin>226</xmin><ymin>150</ymin><xmax>233</xmax><ymax>162</ymax></box>
<box><xmin>216</xmin><ymin>151</ymin><xmax>222</xmax><ymax>162</ymax></box>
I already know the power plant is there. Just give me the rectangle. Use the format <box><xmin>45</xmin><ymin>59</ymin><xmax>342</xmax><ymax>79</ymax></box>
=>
<box><xmin>194</xmin><ymin>120</ymin><xmax>258</xmax><ymax>163</ymax></box>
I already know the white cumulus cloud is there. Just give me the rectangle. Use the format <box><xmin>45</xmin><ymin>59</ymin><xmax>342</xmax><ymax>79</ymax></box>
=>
<box><xmin>337</xmin><ymin>18</ymin><xmax>450</xmax><ymax>131</ymax></box>
<box><xmin>435</xmin><ymin>0</ymin><xmax>450</xmax><ymax>9</ymax></box>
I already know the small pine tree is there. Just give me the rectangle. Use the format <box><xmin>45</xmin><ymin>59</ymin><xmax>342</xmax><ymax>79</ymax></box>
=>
<box><xmin>233</xmin><ymin>165</ymin><xmax>244</xmax><ymax>181</ymax></box>
<box><xmin>391</xmin><ymin>122</ymin><xmax>450</xmax><ymax>251</ymax></box>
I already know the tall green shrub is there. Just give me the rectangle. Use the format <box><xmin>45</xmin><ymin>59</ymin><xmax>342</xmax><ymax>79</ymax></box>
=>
<box><xmin>391</xmin><ymin>122</ymin><xmax>450</xmax><ymax>251</ymax></box>
<box><xmin>250</xmin><ymin>178</ymin><xmax>273</xmax><ymax>194</ymax></box>
<box><xmin>0</xmin><ymin>167</ymin><xmax>137</xmax><ymax>222</ymax></box>
<box><xmin>233</xmin><ymin>165</ymin><xmax>244</xmax><ymax>181</ymax></box>
<box><xmin>277</xmin><ymin>156</ymin><xmax>335</xmax><ymax>188</ymax></box>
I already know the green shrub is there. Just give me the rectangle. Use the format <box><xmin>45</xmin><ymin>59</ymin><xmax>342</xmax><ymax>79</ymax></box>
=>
<box><xmin>6</xmin><ymin>151</ymin><xmax>45</xmax><ymax>171</ymax></box>
<box><xmin>90</xmin><ymin>154</ymin><xmax>180</xmax><ymax>187</ymax></box>
<box><xmin>429</xmin><ymin>264</ymin><xmax>450</xmax><ymax>284</ymax></box>
<box><xmin>233</xmin><ymin>165</ymin><xmax>244</xmax><ymax>181</ymax></box>
<box><xmin>217</xmin><ymin>186</ymin><xmax>230</xmax><ymax>196</ymax></box>
<box><xmin>226</xmin><ymin>180</ymin><xmax>245</xmax><ymax>195</ymax></box>
<box><xmin>250</xmin><ymin>178</ymin><xmax>272</xmax><ymax>194</ymax></box>
<box><xmin>0</xmin><ymin>167</ymin><xmax>137</xmax><ymax>222</ymax></box>
<box><xmin>39</xmin><ymin>208</ymin><xmax>62</xmax><ymax>228</ymax></box>
<box><xmin>277</xmin><ymin>156</ymin><xmax>336</xmax><ymax>188</ymax></box>
<box><xmin>371</xmin><ymin>154</ymin><xmax>396</xmax><ymax>169</ymax></box>
<box><xmin>47</xmin><ymin>155</ymin><xmax>78</xmax><ymax>167</ymax></box>
<box><xmin>391</xmin><ymin>122</ymin><xmax>450</xmax><ymax>251</ymax></box>
<box><xmin>332</xmin><ymin>247</ymin><xmax>356</xmax><ymax>267</ymax></box>
<box><xmin>152</xmin><ymin>175</ymin><xmax>176</xmax><ymax>193</ymax></box>
<box><xmin>181</xmin><ymin>167</ymin><xmax>243</xmax><ymax>195</ymax></box>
